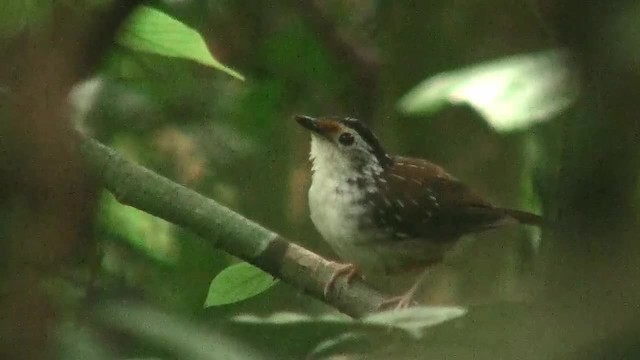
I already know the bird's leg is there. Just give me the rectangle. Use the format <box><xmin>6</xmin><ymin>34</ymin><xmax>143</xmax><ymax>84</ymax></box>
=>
<box><xmin>377</xmin><ymin>268</ymin><xmax>432</xmax><ymax>310</ymax></box>
<box><xmin>324</xmin><ymin>262</ymin><xmax>360</xmax><ymax>297</ymax></box>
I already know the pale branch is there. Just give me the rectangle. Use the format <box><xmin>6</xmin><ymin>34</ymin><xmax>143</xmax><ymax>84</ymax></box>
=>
<box><xmin>79</xmin><ymin>136</ymin><xmax>387</xmax><ymax>317</ymax></box>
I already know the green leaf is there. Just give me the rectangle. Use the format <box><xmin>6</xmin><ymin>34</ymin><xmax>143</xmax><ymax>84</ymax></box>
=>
<box><xmin>204</xmin><ymin>262</ymin><xmax>277</xmax><ymax>307</ymax></box>
<box><xmin>117</xmin><ymin>6</ymin><xmax>244</xmax><ymax>81</ymax></box>
<box><xmin>363</xmin><ymin>306</ymin><xmax>467</xmax><ymax>338</ymax></box>
<box><xmin>233</xmin><ymin>306</ymin><xmax>466</xmax><ymax>337</ymax></box>
<box><xmin>230</xmin><ymin>307</ymin><xmax>466</xmax><ymax>358</ymax></box>
<box><xmin>398</xmin><ymin>49</ymin><xmax>577</xmax><ymax>132</ymax></box>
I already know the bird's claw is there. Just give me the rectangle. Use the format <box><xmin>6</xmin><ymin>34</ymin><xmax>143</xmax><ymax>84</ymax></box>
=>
<box><xmin>377</xmin><ymin>294</ymin><xmax>419</xmax><ymax>311</ymax></box>
<box><xmin>323</xmin><ymin>262</ymin><xmax>359</xmax><ymax>297</ymax></box>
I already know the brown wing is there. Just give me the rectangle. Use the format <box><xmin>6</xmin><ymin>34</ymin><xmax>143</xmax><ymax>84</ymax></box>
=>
<box><xmin>370</xmin><ymin>157</ymin><xmax>511</xmax><ymax>242</ymax></box>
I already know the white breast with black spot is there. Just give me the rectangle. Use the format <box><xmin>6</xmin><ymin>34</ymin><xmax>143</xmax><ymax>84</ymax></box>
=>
<box><xmin>307</xmin><ymin>136</ymin><xmax>385</xmax><ymax>272</ymax></box>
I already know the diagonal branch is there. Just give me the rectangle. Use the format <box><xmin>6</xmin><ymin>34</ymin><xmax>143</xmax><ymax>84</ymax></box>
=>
<box><xmin>79</xmin><ymin>135</ymin><xmax>387</xmax><ymax>317</ymax></box>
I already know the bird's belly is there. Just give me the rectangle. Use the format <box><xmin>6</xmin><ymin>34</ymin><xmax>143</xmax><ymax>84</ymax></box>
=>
<box><xmin>309</xmin><ymin>180</ymin><xmax>379</xmax><ymax>270</ymax></box>
<box><xmin>309</xmin><ymin>181</ymin><xmax>445</xmax><ymax>274</ymax></box>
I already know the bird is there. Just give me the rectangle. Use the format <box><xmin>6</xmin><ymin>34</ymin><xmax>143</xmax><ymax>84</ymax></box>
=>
<box><xmin>295</xmin><ymin>114</ymin><xmax>543</xmax><ymax>309</ymax></box>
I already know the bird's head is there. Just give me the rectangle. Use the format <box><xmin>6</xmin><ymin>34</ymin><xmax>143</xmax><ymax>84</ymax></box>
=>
<box><xmin>295</xmin><ymin>115</ymin><xmax>392</xmax><ymax>174</ymax></box>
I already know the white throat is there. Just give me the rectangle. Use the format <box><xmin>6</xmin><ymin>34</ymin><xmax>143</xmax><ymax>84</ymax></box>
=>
<box><xmin>310</xmin><ymin>136</ymin><xmax>353</xmax><ymax>178</ymax></box>
<box><xmin>308</xmin><ymin>135</ymin><xmax>383</xmax><ymax>182</ymax></box>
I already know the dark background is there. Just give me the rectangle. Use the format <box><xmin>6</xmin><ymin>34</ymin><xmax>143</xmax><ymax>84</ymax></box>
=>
<box><xmin>1</xmin><ymin>0</ymin><xmax>639</xmax><ymax>359</ymax></box>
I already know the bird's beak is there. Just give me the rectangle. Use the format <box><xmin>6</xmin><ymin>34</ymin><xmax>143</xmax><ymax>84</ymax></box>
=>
<box><xmin>294</xmin><ymin>115</ymin><xmax>340</xmax><ymax>137</ymax></box>
<box><xmin>294</xmin><ymin>115</ymin><xmax>320</xmax><ymax>133</ymax></box>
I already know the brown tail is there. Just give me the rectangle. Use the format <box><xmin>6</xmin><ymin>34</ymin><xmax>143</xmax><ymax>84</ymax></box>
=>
<box><xmin>498</xmin><ymin>208</ymin><xmax>545</xmax><ymax>227</ymax></box>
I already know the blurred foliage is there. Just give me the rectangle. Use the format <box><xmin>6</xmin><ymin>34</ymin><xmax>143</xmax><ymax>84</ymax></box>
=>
<box><xmin>0</xmin><ymin>0</ymin><xmax>52</xmax><ymax>36</ymax></box>
<box><xmin>398</xmin><ymin>50</ymin><xmax>576</xmax><ymax>132</ymax></box>
<box><xmin>3</xmin><ymin>0</ymin><xmax>640</xmax><ymax>359</ymax></box>
<box><xmin>99</xmin><ymin>191</ymin><xmax>177</xmax><ymax>265</ymax></box>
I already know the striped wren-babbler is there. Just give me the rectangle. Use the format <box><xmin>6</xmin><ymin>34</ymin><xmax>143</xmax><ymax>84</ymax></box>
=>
<box><xmin>295</xmin><ymin>115</ymin><xmax>542</xmax><ymax>308</ymax></box>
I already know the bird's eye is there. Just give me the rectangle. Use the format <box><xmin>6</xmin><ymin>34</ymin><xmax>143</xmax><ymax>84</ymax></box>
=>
<box><xmin>338</xmin><ymin>132</ymin><xmax>355</xmax><ymax>146</ymax></box>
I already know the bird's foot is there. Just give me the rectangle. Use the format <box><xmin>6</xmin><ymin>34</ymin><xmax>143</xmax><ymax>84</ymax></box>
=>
<box><xmin>377</xmin><ymin>283</ymin><xmax>421</xmax><ymax>311</ymax></box>
<box><xmin>323</xmin><ymin>262</ymin><xmax>360</xmax><ymax>297</ymax></box>
<box><xmin>377</xmin><ymin>294</ymin><xmax>419</xmax><ymax>311</ymax></box>
<box><xmin>377</xmin><ymin>265</ymin><xmax>435</xmax><ymax>310</ymax></box>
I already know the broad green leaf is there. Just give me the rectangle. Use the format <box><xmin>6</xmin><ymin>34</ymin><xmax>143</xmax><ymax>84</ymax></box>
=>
<box><xmin>398</xmin><ymin>49</ymin><xmax>577</xmax><ymax>132</ymax></box>
<box><xmin>363</xmin><ymin>306</ymin><xmax>467</xmax><ymax>338</ymax></box>
<box><xmin>232</xmin><ymin>307</ymin><xmax>466</xmax><ymax>358</ymax></box>
<box><xmin>204</xmin><ymin>262</ymin><xmax>277</xmax><ymax>307</ymax></box>
<box><xmin>233</xmin><ymin>306</ymin><xmax>466</xmax><ymax>337</ymax></box>
<box><xmin>117</xmin><ymin>6</ymin><xmax>244</xmax><ymax>81</ymax></box>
